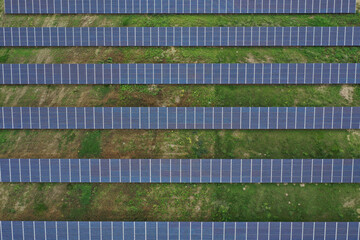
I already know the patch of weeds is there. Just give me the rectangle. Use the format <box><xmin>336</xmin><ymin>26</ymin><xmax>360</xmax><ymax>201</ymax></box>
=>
<box><xmin>0</xmin><ymin>49</ymin><xmax>10</xmax><ymax>63</ymax></box>
<box><xmin>121</xmin><ymin>17</ymin><xmax>132</xmax><ymax>26</ymax></box>
<box><xmin>65</xmin><ymin>131</ymin><xmax>76</xmax><ymax>144</ymax></box>
<box><xmin>119</xmin><ymin>85</ymin><xmax>155</xmax><ymax>94</ymax></box>
<box><xmin>93</xmin><ymin>85</ymin><xmax>112</xmax><ymax>98</ymax></box>
<box><xmin>0</xmin><ymin>131</ymin><xmax>11</xmax><ymax>152</ymax></box>
<box><xmin>0</xmin><ymin>131</ymin><xmax>8</xmax><ymax>145</ymax></box>
<box><xmin>190</xmin><ymin>86</ymin><xmax>216</xmax><ymax>106</ymax></box>
<box><xmin>7</xmin><ymin>208</ymin><xmax>16</xmax><ymax>214</ymax></box>
<box><xmin>46</xmin><ymin>85</ymin><xmax>57</xmax><ymax>91</ymax></box>
<box><xmin>8</xmin><ymin>48</ymin><xmax>34</xmax><ymax>62</ymax></box>
<box><xmin>99</xmin><ymin>57</ymin><xmax>113</xmax><ymax>64</ymax></box>
<box><xmin>72</xmin><ymin>184</ymin><xmax>93</xmax><ymax>207</ymax></box>
<box><xmin>33</xmin><ymin>202</ymin><xmax>48</xmax><ymax>214</ymax></box>
<box><xmin>215</xmin><ymin>131</ymin><xmax>236</xmax><ymax>159</ymax></box>
<box><xmin>190</xmin><ymin>137</ymin><xmax>209</xmax><ymax>158</ymax></box>
<box><xmin>78</xmin><ymin>131</ymin><xmax>102</xmax><ymax>158</ymax></box>
<box><xmin>37</xmin><ymin>183</ymin><xmax>48</xmax><ymax>191</ymax></box>
<box><xmin>12</xmin><ymin>184</ymin><xmax>23</xmax><ymax>193</ymax></box>
<box><xmin>354</xmin><ymin>86</ymin><xmax>360</xmax><ymax>101</ymax></box>
<box><xmin>62</xmin><ymin>184</ymin><xmax>95</xmax><ymax>220</ymax></box>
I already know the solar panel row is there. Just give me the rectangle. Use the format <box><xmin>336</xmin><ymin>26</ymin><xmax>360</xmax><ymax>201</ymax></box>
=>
<box><xmin>1</xmin><ymin>221</ymin><xmax>359</xmax><ymax>240</ymax></box>
<box><xmin>1</xmin><ymin>107</ymin><xmax>359</xmax><ymax>130</ymax></box>
<box><xmin>0</xmin><ymin>159</ymin><xmax>358</xmax><ymax>183</ymax></box>
<box><xmin>1</xmin><ymin>63</ymin><xmax>359</xmax><ymax>85</ymax></box>
<box><xmin>4</xmin><ymin>0</ymin><xmax>357</xmax><ymax>14</ymax></box>
<box><xmin>1</xmin><ymin>27</ymin><xmax>359</xmax><ymax>47</ymax></box>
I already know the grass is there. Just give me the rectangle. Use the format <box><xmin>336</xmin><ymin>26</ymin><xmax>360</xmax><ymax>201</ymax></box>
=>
<box><xmin>33</xmin><ymin>202</ymin><xmax>48</xmax><ymax>214</ymax></box>
<box><xmin>1</xmin><ymin>183</ymin><xmax>360</xmax><ymax>221</ymax></box>
<box><xmin>211</xmin><ymin>184</ymin><xmax>360</xmax><ymax>222</ymax></box>
<box><xmin>1</xmin><ymin>85</ymin><xmax>360</xmax><ymax>107</ymax></box>
<box><xmin>214</xmin><ymin>130</ymin><xmax>360</xmax><ymax>159</ymax></box>
<box><xmin>64</xmin><ymin>184</ymin><xmax>94</xmax><ymax>219</ymax></box>
<box><xmin>78</xmin><ymin>131</ymin><xmax>102</xmax><ymax>158</ymax></box>
<box><xmin>1</xmin><ymin>47</ymin><xmax>360</xmax><ymax>64</ymax></box>
<box><xmin>1</xmin><ymin>129</ymin><xmax>360</xmax><ymax>159</ymax></box>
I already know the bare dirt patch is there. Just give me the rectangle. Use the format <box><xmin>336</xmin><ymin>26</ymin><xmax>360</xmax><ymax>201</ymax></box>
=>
<box><xmin>3</xmin><ymin>86</ymin><xmax>29</xmax><ymax>106</ymax></box>
<box><xmin>293</xmin><ymin>88</ymin><xmax>306</xmax><ymax>106</ymax></box>
<box><xmin>163</xmin><ymin>47</ymin><xmax>180</xmax><ymax>62</ymax></box>
<box><xmin>245</xmin><ymin>53</ymin><xmax>275</xmax><ymax>63</ymax></box>
<box><xmin>0</xmin><ymin>185</ymin><xmax>10</xmax><ymax>205</ymax></box>
<box><xmin>0</xmin><ymin>184</ymin><xmax>38</xmax><ymax>220</ymax></box>
<box><xmin>41</xmin><ymin>15</ymin><xmax>59</xmax><ymax>27</ymax></box>
<box><xmin>343</xmin><ymin>198</ymin><xmax>356</xmax><ymax>208</ymax></box>
<box><xmin>347</xmin><ymin>130</ymin><xmax>360</xmax><ymax>142</ymax></box>
<box><xmin>232</xmin><ymin>131</ymin><xmax>245</xmax><ymax>138</ymax></box>
<box><xmin>35</xmin><ymin>49</ymin><xmax>54</xmax><ymax>63</ymax></box>
<box><xmin>101</xmin><ymin>130</ymin><xmax>160</xmax><ymax>159</ymax></box>
<box><xmin>54</xmin><ymin>48</ymin><xmax>124</xmax><ymax>64</ymax></box>
<box><xmin>43</xmin><ymin>185</ymin><xmax>67</xmax><ymax>217</ymax></box>
<box><xmin>340</xmin><ymin>85</ymin><xmax>354</xmax><ymax>103</ymax></box>
<box><xmin>0</xmin><ymin>183</ymin><xmax>69</xmax><ymax>220</ymax></box>
<box><xmin>264</xmin><ymin>55</ymin><xmax>274</xmax><ymax>62</ymax></box>
<box><xmin>90</xmin><ymin>185</ymin><xmax>127</xmax><ymax>220</ymax></box>
<box><xmin>159</xmin><ymin>133</ymin><xmax>191</xmax><ymax>158</ymax></box>
<box><xmin>2</xmin><ymin>85</ymin><xmax>194</xmax><ymax>107</ymax></box>
<box><xmin>245</xmin><ymin>54</ymin><xmax>257</xmax><ymax>63</ymax></box>
<box><xmin>147</xmin><ymin>185</ymin><xmax>212</xmax><ymax>221</ymax></box>
<box><xmin>39</xmin><ymin>86</ymin><xmax>69</xmax><ymax>106</ymax></box>
<box><xmin>81</xmin><ymin>16</ymin><xmax>97</xmax><ymax>27</ymax></box>
<box><xmin>350</xmin><ymin>130</ymin><xmax>360</xmax><ymax>138</ymax></box>
<box><xmin>315</xmin><ymin>85</ymin><xmax>329</xmax><ymax>93</ymax></box>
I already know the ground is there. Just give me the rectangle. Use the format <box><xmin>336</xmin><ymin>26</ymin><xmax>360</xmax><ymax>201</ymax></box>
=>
<box><xmin>1</xmin><ymin>183</ymin><xmax>360</xmax><ymax>222</ymax></box>
<box><xmin>0</xmin><ymin>3</ymin><xmax>360</xmax><ymax>222</ymax></box>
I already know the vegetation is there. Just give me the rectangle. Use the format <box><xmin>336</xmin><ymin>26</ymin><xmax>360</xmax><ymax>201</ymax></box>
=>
<box><xmin>1</xmin><ymin>129</ymin><xmax>360</xmax><ymax>159</ymax></box>
<box><xmin>78</xmin><ymin>131</ymin><xmax>102</xmax><ymax>158</ymax></box>
<box><xmin>1</xmin><ymin>183</ymin><xmax>360</xmax><ymax>221</ymax></box>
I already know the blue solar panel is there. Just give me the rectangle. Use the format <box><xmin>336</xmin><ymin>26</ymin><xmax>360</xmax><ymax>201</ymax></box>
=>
<box><xmin>0</xmin><ymin>221</ymin><xmax>359</xmax><ymax>240</ymax></box>
<box><xmin>1</xmin><ymin>27</ymin><xmax>359</xmax><ymax>47</ymax></box>
<box><xmin>1</xmin><ymin>63</ymin><xmax>359</xmax><ymax>85</ymax></box>
<box><xmin>0</xmin><ymin>107</ymin><xmax>359</xmax><ymax>130</ymax></box>
<box><xmin>4</xmin><ymin>0</ymin><xmax>357</xmax><ymax>14</ymax></box>
<box><xmin>0</xmin><ymin>159</ymin><xmax>359</xmax><ymax>183</ymax></box>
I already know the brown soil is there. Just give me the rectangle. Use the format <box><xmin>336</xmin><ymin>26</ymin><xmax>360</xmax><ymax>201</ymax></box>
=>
<box><xmin>0</xmin><ymin>130</ymin><xmax>82</xmax><ymax>158</ymax></box>
<box><xmin>0</xmin><ymin>85</ymin><xmax>196</xmax><ymax>107</ymax></box>
<box><xmin>340</xmin><ymin>85</ymin><xmax>354</xmax><ymax>103</ymax></box>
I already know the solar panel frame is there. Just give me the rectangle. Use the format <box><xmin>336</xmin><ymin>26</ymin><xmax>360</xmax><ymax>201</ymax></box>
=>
<box><xmin>1</xmin><ymin>27</ymin><xmax>359</xmax><ymax>47</ymax></box>
<box><xmin>0</xmin><ymin>221</ymin><xmax>359</xmax><ymax>239</ymax></box>
<box><xmin>0</xmin><ymin>107</ymin><xmax>359</xmax><ymax>130</ymax></box>
<box><xmin>4</xmin><ymin>0</ymin><xmax>357</xmax><ymax>14</ymax></box>
<box><xmin>1</xmin><ymin>158</ymin><xmax>359</xmax><ymax>183</ymax></box>
<box><xmin>0</xmin><ymin>64</ymin><xmax>359</xmax><ymax>85</ymax></box>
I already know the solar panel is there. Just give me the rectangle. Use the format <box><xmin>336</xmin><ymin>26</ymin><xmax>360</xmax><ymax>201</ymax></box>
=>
<box><xmin>1</xmin><ymin>63</ymin><xmax>359</xmax><ymax>85</ymax></box>
<box><xmin>4</xmin><ymin>0</ymin><xmax>357</xmax><ymax>14</ymax></box>
<box><xmin>0</xmin><ymin>221</ymin><xmax>359</xmax><ymax>239</ymax></box>
<box><xmin>0</xmin><ymin>158</ymin><xmax>358</xmax><ymax>183</ymax></box>
<box><xmin>1</xmin><ymin>27</ymin><xmax>359</xmax><ymax>47</ymax></box>
<box><xmin>1</xmin><ymin>107</ymin><xmax>359</xmax><ymax>130</ymax></box>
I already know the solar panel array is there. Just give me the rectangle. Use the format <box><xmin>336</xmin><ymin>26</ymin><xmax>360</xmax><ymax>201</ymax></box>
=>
<box><xmin>1</xmin><ymin>107</ymin><xmax>359</xmax><ymax>130</ymax></box>
<box><xmin>1</xmin><ymin>159</ymin><xmax>358</xmax><ymax>183</ymax></box>
<box><xmin>1</xmin><ymin>27</ymin><xmax>359</xmax><ymax>47</ymax></box>
<box><xmin>1</xmin><ymin>221</ymin><xmax>359</xmax><ymax>240</ymax></box>
<box><xmin>1</xmin><ymin>63</ymin><xmax>359</xmax><ymax>85</ymax></box>
<box><xmin>2</xmin><ymin>0</ymin><xmax>358</xmax><ymax>235</ymax></box>
<box><xmin>4</xmin><ymin>0</ymin><xmax>357</xmax><ymax>14</ymax></box>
